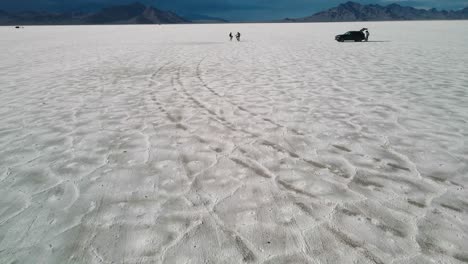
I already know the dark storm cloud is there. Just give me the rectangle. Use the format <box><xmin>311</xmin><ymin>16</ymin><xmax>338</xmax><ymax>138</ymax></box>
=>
<box><xmin>1</xmin><ymin>0</ymin><xmax>466</xmax><ymax>20</ymax></box>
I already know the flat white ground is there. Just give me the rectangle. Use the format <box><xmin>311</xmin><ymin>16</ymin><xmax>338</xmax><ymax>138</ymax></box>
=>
<box><xmin>0</xmin><ymin>21</ymin><xmax>467</xmax><ymax>264</ymax></box>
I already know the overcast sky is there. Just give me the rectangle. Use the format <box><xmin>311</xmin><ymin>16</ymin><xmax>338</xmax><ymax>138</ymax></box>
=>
<box><xmin>1</xmin><ymin>0</ymin><xmax>467</xmax><ymax>20</ymax></box>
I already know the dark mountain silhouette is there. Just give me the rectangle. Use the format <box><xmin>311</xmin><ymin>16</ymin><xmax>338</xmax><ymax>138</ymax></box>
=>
<box><xmin>0</xmin><ymin>2</ymin><xmax>188</xmax><ymax>25</ymax></box>
<box><xmin>287</xmin><ymin>1</ymin><xmax>468</xmax><ymax>22</ymax></box>
<box><xmin>3</xmin><ymin>1</ymin><xmax>467</xmax><ymax>25</ymax></box>
<box><xmin>85</xmin><ymin>2</ymin><xmax>187</xmax><ymax>24</ymax></box>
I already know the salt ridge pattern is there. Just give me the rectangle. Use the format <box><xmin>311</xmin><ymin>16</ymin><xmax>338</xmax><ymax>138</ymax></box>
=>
<box><xmin>0</xmin><ymin>22</ymin><xmax>467</xmax><ymax>263</ymax></box>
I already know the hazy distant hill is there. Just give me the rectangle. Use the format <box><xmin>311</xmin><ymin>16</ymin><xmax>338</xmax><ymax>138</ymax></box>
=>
<box><xmin>286</xmin><ymin>1</ymin><xmax>468</xmax><ymax>22</ymax></box>
<box><xmin>0</xmin><ymin>2</ymin><xmax>189</xmax><ymax>25</ymax></box>
<box><xmin>182</xmin><ymin>13</ymin><xmax>228</xmax><ymax>23</ymax></box>
<box><xmin>0</xmin><ymin>9</ymin><xmax>16</xmax><ymax>24</ymax></box>
<box><xmin>0</xmin><ymin>11</ymin><xmax>87</xmax><ymax>25</ymax></box>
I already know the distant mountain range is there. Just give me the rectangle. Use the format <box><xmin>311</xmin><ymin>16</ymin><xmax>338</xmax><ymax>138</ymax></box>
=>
<box><xmin>1</xmin><ymin>1</ymin><xmax>468</xmax><ymax>25</ymax></box>
<box><xmin>285</xmin><ymin>1</ymin><xmax>468</xmax><ymax>22</ymax></box>
<box><xmin>0</xmin><ymin>2</ymin><xmax>189</xmax><ymax>25</ymax></box>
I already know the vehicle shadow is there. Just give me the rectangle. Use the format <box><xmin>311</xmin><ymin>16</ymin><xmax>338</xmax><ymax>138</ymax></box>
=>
<box><xmin>339</xmin><ymin>40</ymin><xmax>391</xmax><ymax>43</ymax></box>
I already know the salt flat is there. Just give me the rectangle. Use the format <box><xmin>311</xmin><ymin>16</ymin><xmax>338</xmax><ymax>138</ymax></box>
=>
<box><xmin>0</xmin><ymin>21</ymin><xmax>467</xmax><ymax>264</ymax></box>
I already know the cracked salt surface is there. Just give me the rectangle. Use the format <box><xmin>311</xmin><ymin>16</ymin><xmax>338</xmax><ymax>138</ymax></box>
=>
<box><xmin>0</xmin><ymin>21</ymin><xmax>467</xmax><ymax>263</ymax></box>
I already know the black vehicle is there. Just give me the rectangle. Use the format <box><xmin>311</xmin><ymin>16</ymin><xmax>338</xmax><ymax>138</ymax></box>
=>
<box><xmin>335</xmin><ymin>31</ymin><xmax>365</xmax><ymax>42</ymax></box>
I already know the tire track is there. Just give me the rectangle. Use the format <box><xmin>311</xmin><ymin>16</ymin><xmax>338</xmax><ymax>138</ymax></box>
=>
<box><xmin>147</xmin><ymin>60</ymin><xmax>329</xmax><ymax>263</ymax></box>
<box><xmin>146</xmin><ymin>60</ymin><xmax>263</xmax><ymax>262</ymax></box>
<box><xmin>147</xmin><ymin>61</ymin><xmax>186</xmax><ymax>127</ymax></box>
